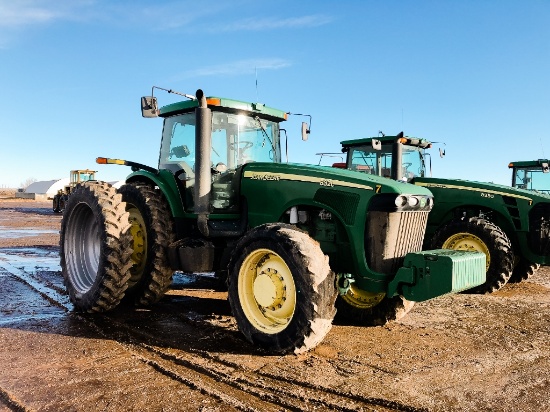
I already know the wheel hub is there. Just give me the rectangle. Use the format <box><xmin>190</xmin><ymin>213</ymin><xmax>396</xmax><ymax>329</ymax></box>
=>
<box><xmin>253</xmin><ymin>269</ymin><xmax>286</xmax><ymax>310</ymax></box>
<box><xmin>342</xmin><ymin>284</ymin><xmax>385</xmax><ymax>309</ymax></box>
<box><xmin>238</xmin><ymin>248</ymin><xmax>296</xmax><ymax>333</ymax></box>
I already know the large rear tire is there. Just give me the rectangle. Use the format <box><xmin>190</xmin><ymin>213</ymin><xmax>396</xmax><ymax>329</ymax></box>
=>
<box><xmin>118</xmin><ymin>183</ymin><xmax>176</xmax><ymax>306</ymax></box>
<box><xmin>228</xmin><ymin>223</ymin><xmax>337</xmax><ymax>354</ymax></box>
<box><xmin>60</xmin><ymin>182</ymin><xmax>133</xmax><ymax>312</ymax></box>
<box><xmin>431</xmin><ymin>217</ymin><xmax>513</xmax><ymax>294</ymax></box>
<box><xmin>509</xmin><ymin>258</ymin><xmax>539</xmax><ymax>283</ymax></box>
<box><xmin>335</xmin><ymin>288</ymin><xmax>415</xmax><ymax>326</ymax></box>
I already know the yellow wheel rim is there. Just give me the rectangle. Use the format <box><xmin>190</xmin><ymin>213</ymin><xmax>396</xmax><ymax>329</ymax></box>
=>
<box><xmin>342</xmin><ymin>284</ymin><xmax>385</xmax><ymax>309</ymax></box>
<box><xmin>238</xmin><ymin>249</ymin><xmax>296</xmax><ymax>334</ymax></box>
<box><xmin>127</xmin><ymin>205</ymin><xmax>147</xmax><ymax>282</ymax></box>
<box><xmin>442</xmin><ymin>232</ymin><xmax>490</xmax><ymax>271</ymax></box>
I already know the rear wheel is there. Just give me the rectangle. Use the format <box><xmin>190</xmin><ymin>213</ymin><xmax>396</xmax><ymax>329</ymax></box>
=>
<box><xmin>228</xmin><ymin>223</ymin><xmax>337</xmax><ymax>354</ymax></box>
<box><xmin>60</xmin><ymin>182</ymin><xmax>133</xmax><ymax>312</ymax></box>
<box><xmin>118</xmin><ymin>183</ymin><xmax>175</xmax><ymax>305</ymax></box>
<box><xmin>336</xmin><ymin>286</ymin><xmax>414</xmax><ymax>326</ymax></box>
<box><xmin>509</xmin><ymin>258</ymin><xmax>540</xmax><ymax>283</ymax></box>
<box><xmin>432</xmin><ymin>217</ymin><xmax>513</xmax><ymax>294</ymax></box>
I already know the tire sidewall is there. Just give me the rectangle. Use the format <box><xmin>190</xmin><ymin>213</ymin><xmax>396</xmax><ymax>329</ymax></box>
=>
<box><xmin>60</xmin><ymin>184</ymin><xmax>111</xmax><ymax>309</ymax></box>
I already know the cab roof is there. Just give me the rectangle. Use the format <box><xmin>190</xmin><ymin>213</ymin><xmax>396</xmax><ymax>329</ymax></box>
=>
<box><xmin>159</xmin><ymin>96</ymin><xmax>288</xmax><ymax>122</ymax></box>
<box><xmin>508</xmin><ymin>159</ymin><xmax>550</xmax><ymax>168</ymax></box>
<box><xmin>341</xmin><ymin>135</ymin><xmax>432</xmax><ymax>149</ymax></box>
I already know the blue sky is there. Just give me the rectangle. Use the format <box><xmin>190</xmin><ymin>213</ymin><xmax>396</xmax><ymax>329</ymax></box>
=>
<box><xmin>0</xmin><ymin>0</ymin><xmax>549</xmax><ymax>188</ymax></box>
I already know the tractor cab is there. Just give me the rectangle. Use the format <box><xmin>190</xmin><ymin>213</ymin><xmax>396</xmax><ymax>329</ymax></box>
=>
<box><xmin>141</xmin><ymin>89</ymin><xmax>290</xmax><ymax>213</ymax></box>
<box><xmin>340</xmin><ymin>133</ymin><xmax>431</xmax><ymax>182</ymax></box>
<box><xmin>509</xmin><ymin>160</ymin><xmax>550</xmax><ymax>194</ymax></box>
<box><xmin>158</xmin><ymin>102</ymin><xmax>284</xmax><ymax>211</ymax></box>
<box><xmin>64</xmin><ymin>169</ymin><xmax>96</xmax><ymax>195</ymax></box>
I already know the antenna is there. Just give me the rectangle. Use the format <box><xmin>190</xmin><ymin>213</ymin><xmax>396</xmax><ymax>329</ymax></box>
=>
<box><xmin>255</xmin><ymin>67</ymin><xmax>259</xmax><ymax>102</ymax></box>
<box><xmin>540</xmin><ymin>136</ymin><xmax>546</xmax><ymax>158</ymax></box>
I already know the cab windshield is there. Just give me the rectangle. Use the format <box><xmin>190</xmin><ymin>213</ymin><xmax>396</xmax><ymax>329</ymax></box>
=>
<box><xmin>514</xmin><ymin>168</ymin><xmax>550</xmax><ymax>194</ymax></box>
<box><xmin>348</xmin><ymin>143</ymin><xmax>426</xmax><ymax>182</ymax></box>
<box><xmin>159</xmin><ymin>111</ymin><xmax>281</xmax><ymax>172</ymax></box>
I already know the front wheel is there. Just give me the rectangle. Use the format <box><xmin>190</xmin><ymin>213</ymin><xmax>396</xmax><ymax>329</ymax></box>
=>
<box><xmin>335</xmin><ymin>286</ymin><xmax>415</xmax><ymax>326</ymax></box>
<box><xmin>228</xmin><ymin>223</ymin><xmax>337</xmax><ymax>354</ymax></box>
<box><xmin>60</xmin><ymin>182</ymin><xmax>133</xmax><ymax>312</ymax></box>
<box><xmin>431</xmin><ymin>217</ymin><xmax>513</xmax><ymax>294</ymax></box>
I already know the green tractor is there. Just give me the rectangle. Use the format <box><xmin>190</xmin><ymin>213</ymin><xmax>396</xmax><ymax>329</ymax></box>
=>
<box><xmin>53</xmin><ymin>169</ymin><xmax>97</xmax><ymax>213</ymax></box>
<box><xmin>59</xmin><ymin>90</ymin><xmax>485</xmax><ymax>354</ymax></box>
<box><xmin>337</xmin><ymin>133</ymin><xmax>550</xmax><ymax>294</ymax></box>
<box><xmin>509</xmin><ymin>159</ymin><xmax>550</xmax><ymax>194</ymax></box>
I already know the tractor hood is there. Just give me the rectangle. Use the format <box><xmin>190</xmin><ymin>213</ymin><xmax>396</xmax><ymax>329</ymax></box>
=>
<box><xmin>413</xmin><ymin>176</ymin><xmax>550</xmax><ymax>204</ymax></box>
<box><xmin>243</xmin><ymin>162</ymin><xmax>434</xmax><ymax>197</ymax></box>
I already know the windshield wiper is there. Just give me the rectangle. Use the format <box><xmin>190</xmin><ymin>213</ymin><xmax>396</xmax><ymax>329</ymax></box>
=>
<box><xmin>254</xmin><ymin>116</ymin><xmax>275</xmax><ymax>152</ymax></box>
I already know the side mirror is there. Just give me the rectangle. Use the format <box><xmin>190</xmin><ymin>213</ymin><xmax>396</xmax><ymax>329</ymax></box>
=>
<box><xmin>439</xmin><ymin>148</ymin><xmax>446</xmax><ymax>158</ymax></box>
<box><xmin>371</xmin><ymin>139</ymin><xmax>382</xmax><ymax>151</ymax></box>
<box><xmin>301</xmin><ymin>122</ymin><xmax>310</xmax><ymax>141</ymax></box>
<box><xmin>543</xmin><ymin>162</ymin><xmax>549</xmax><ymax>173</ymax></box>
<box><xmin>141</xmin><ymin>96</ymin><xmax>159</xmax><ymax>118</ymax></box>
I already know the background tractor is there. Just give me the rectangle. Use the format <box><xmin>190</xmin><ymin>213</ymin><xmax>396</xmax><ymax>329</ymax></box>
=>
<box><xmin>509</xmin><ymin>159</ymin><xmax>550</xmax><ymax>194</ymax></box>
<box><xmin>52</xmin><ymin>169</ymin><xmax>96</xmax><ymax>213</ymax></box>
<box><xmin>337</xmin><ymin>133</ymin><xmax>550</xmax><ymax>294</ymax></box>
<box><xmin>59</xmin><ymin>89</ymin><xmax>485</xmax><ymax>354</ymax></box>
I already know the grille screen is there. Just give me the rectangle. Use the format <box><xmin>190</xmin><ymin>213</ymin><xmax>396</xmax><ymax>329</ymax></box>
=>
<box><xmin>366</xmin><ymin>211</ymin><xmax>429</xmax><ymax>276</ymax></box>
<box><xmin>314</xmin><ymin>189</ymin><xmax>360</xmax><ymax>225</ymax></box>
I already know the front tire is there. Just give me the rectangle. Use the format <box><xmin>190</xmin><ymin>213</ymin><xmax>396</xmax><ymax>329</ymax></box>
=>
<box><xmin>60</xmin><ymin>182</ymin><xmax>133</xmax><ymax>312</ymax></box>
<box><xmin>118</xmin><ymin>183</ymin><xmax>176</xmax><ymax>306</ymax></box>
<box><xmin>228</xmin><ymin>223</ymin><xmax>337</xmax><ymax>354</ymax></box>
<box><xmin>335</xmin><ymin>287</ymin><xmax>414</xmax><ymax>326</ymax></box>
<box><xmin>431</xmin><ymin>217</ymin><xmax>513</xmax><ymax>294</ymax></box>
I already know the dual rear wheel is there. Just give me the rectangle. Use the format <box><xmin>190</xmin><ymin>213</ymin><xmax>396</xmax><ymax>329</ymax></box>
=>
<box><xmin>60</xmin><ymin>182</ymin><xmax>175</xmax><ymax>312</ymax></box>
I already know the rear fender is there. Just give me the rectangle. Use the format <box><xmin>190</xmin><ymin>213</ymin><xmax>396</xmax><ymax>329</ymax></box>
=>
<box><xmin>125</xmin><ymin>169</ymin><xmax>185</xmax><ymax>217</ymax></box>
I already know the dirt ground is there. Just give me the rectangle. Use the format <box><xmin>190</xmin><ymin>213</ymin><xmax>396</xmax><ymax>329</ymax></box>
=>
<box><xmin>0</xmin><ymin>195</ymin><xmax>549</xmax><ymax>411</ymax></box>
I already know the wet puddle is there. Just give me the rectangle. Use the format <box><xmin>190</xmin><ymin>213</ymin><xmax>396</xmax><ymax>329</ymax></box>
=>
<box><xmin>0</xmin><ymin>246</ymin><xmax>61</xmax><ymax>272</ymax></box>
<box><xmin>0</xmin><ymin>227</ymin><xmax>58</xmax><ymax>239</ymax></box>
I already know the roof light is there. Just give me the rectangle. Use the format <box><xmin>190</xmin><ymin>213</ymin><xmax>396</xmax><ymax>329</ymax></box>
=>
<box><xmin>206</xmin><ymin>98</ymin><xmax>221</xmax><ymax>106</ymax></box>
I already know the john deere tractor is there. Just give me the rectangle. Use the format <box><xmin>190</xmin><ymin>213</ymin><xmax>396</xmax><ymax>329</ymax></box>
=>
<box><xmin>509</xmin><ymin>159</ymin><xmax>550</xmax><ymax>194</ymax></box>
<box><xmin>338</xmin><ymin>133</ymin><xmax>550</xmax><ymax>294</ymax></box>
<box><xmin>53</xmin><ymin>169</ymin><xmax>96</xmax><ymax>213</ymax></box>
<box><xmin>59</xmin><ymin>89</ymin><xmax>485</xmax><ymax>354</ymax></box>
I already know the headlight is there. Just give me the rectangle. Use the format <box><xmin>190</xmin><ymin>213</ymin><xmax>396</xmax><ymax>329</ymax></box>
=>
<box><xmin>395</xmin><ymin>195</ymin><xmax>408</xmax><ymax>207</ymax></box>
<box><xmin>408</xmin><ymin>196</ymin><xmax>419</xmax><ymax>207</ymax></box>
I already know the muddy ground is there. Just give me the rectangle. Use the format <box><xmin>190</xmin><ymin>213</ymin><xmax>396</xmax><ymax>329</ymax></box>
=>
<box><xmin>0</xmin><ymin>196</ymin><xmax>549</xmax><ymax>412</ymax></box>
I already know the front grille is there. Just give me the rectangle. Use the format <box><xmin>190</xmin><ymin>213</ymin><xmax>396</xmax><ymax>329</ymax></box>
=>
<box><xmin>366</xmin><ymin>210</ymin><xmax>429</xmax><ymax>276</ymax></box>
<box><xmin>529</xmin><ymin>203</ymin><xmax>550</xmax><ymax>256</ymax></box>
